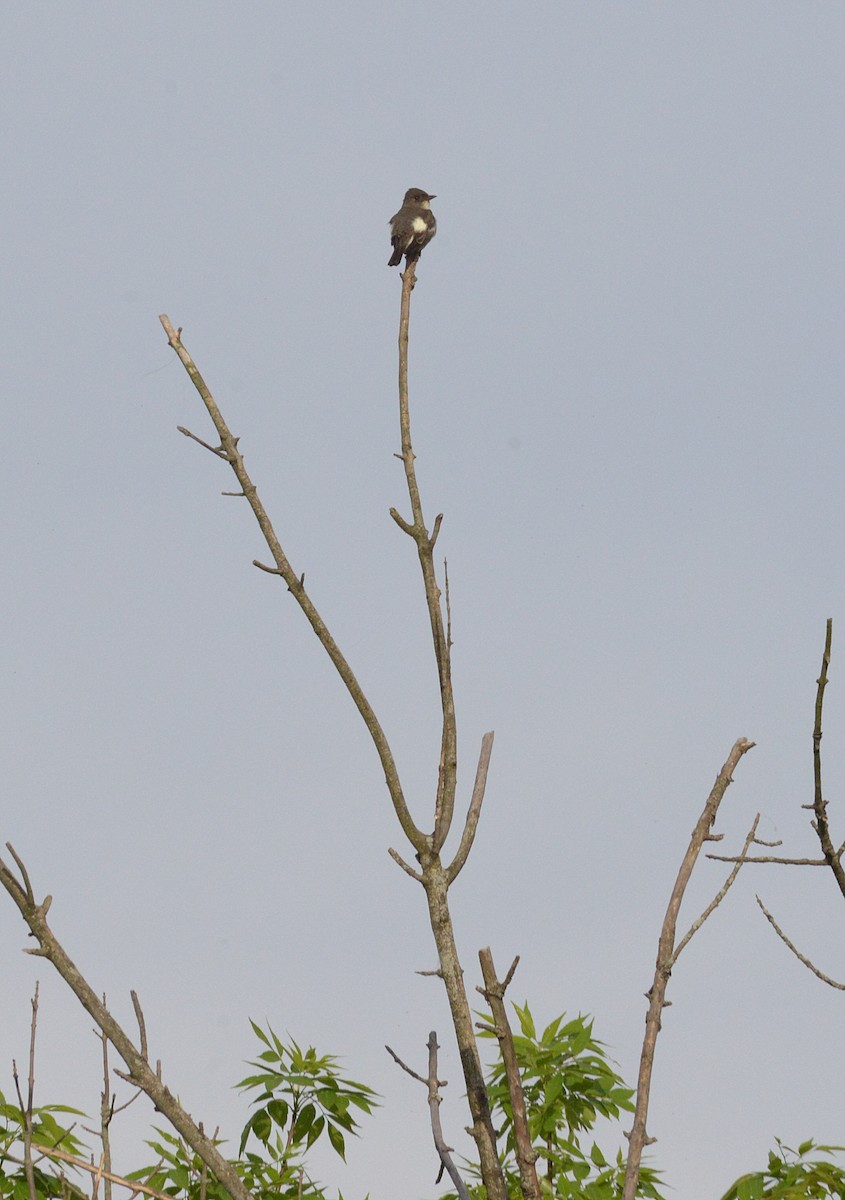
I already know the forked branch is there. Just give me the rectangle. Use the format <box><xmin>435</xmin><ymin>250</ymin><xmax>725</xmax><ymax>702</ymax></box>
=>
<box><xmin>385</xmin><ymin>1032</ymin><xmax>470</xmax><ymax>1200</ymax></box>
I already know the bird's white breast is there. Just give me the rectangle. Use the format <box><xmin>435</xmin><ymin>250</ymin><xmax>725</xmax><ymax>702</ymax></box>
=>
<box><xmin>412</xmin><ymin>216</ymin><xmax>428</xmax><ymax>233</ymax></box>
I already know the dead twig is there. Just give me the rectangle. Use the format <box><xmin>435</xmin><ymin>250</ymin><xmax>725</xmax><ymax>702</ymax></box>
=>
<box><xmin>386</xmin><ymin>1033</ymin><xmax>471</xmax><ymax>1200</ymax></box>
<box><xmin>756</xmin><ymin>895</ymin><xmax>845</xmax><ymax>990</ymax></box>
<box><xmin>673</xmin><ymin>813</ymin><xmax>761</xmax><ymax>961</ymax></box>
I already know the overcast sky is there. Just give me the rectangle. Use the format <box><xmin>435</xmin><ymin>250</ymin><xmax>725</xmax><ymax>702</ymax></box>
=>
<box><xmin>3</xmin><ymin>4</ymin><xmax>845</xmax><ymax>1199</ymax></box>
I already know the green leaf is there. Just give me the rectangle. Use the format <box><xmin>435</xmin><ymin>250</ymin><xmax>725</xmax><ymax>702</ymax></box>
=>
<box><xmin>327</xmin><ymin>1122</ymin><xmax>347</xmax><ymax>1160</ymax></box>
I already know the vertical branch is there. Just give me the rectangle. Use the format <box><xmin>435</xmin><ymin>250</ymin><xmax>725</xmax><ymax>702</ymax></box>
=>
<box><xmin>98</xmin><ymin>998</ymin><xmax>114</xmax><ymax>1200</ymax></box>
<box><xmin>421</xmin><ymin>861</ymin><xmax>507</xmax><ymax>1200</ymax></box>
<box><xmin>622</xmin><ymin>738</ymin><xmax>754</xmax><ymax>1200</ymax></box>
<box><xmin>392</xmin><ymin>263</ymin><xmax>457</xmax><ymax>850</ymax></box>
<box><xmin>811</xmin><ymin>619</ymin><xmax>845</xmax><ymax>899</ymax></box>
<box><xmin>477</xmin><ymin>949</ymin><xmax>542</xmax><ymax>1200</ymax></box>
<box><xmin>15</xmin><ymin>983</ymin><xmax>40</xmax><ymax>1200</ymax></box>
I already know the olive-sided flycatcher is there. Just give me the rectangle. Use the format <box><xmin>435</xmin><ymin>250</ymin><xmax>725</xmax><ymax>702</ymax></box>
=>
<box><xmin>388</xmin><ymin>188</ymin><xmax>437</xmax><ymax>267</ymax></box>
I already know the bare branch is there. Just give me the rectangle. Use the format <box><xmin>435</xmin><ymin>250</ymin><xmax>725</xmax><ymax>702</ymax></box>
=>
<box><xmin>130</xmin><ymin>991</ymin><xmax>148</xmax><ymax>1063</ymax></box>
<box><xmin>160</xmin><ymin>314</ymin><xmax>425</xmax><ymax>855</ymax></box>
<box><xmin>622</xmin><ymin>737</ymin><xmax>754</xmax><ymax>1200</ymax></box>
<box><xmin>176</xmin><ymin>426</ymin><xmax>227</xmax><ymax>459</ymax></box>
<box><xmin>97</xmin><ymin>996</ymin><xmax>114</xmax><ymax>1200</ymax></box>
<box><xmin>0</xmin><ymin>847</ymin><xmax>252</xmax><ymax>1200</ymax></box>
<box><xmin>386</xmin><ymin>1033</ymin><xmax>471</xmax><ymax>1200</ymax></box>
<box><xmin>810</xmin><ymin>619</ymin><xmax>845</xmax><ymax>900</ymax></box>
<box><xmin>446</xmin><ymin>732</ymin><xmax>495</xmax><ymax>884</ymax></box>
<box><xmin>388</xmin><ymin>847</ymin><xmax>423</xmax><ymax>882</ymax></box>
<box><xmin>14</xmin><ymin>982</ymin><xmax>40</xmax><ymax>1200</ymax></box>
<box><xmin>29</xmin><ymin>1144</ymin><xmax>178</xmax><ymax>1200</ymax></box>
<box><xmin>389</xmin><ymin>265</ymin><xmax>457</xmax><ymax>856</ymax></box>
<box><xmin>478</xmin><ymin>948</ymin><xmax>541</xmax><ymax>1200</ymax></box>
<box><xmin>674</xmin><ymin>813</ymin><xmax>761</xmax><ymax>961</ymax></box>
<box><xmin>756</xmin><ymin>895</ymin><xmax>845</xmax><ymax>990</ymax></box>
<box><xmin>706</xmin><ymin>853</ymin><xmax>828</xmax><ymax>865</ymax></box>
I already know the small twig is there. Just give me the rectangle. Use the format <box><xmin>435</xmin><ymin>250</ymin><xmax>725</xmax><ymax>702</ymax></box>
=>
<box><xmin>7</xmin><ymin>843</ymin><xmax>36</xmax><ymax>903</ymax></box>
<box><xmin>756</xmin><ymin>895</ymin><xmax>845</xmax><ymax>989</ymax></box>
<box><xmin>444</xmin><ymin>559</ymin><xmax>452</xmax><ymax>652</ymax></box>
<box><xmin>388</xmin><ymin>847</ymin><xmax>423</xmax><ymax>882</ymax></box>
<box><xmin>176</xmin><ymin>426</ymin><xmax>228</xmax><ymax>459</ymax></box>
<box><xmin>130</xmin><ymin>992</ymin><xmax>148</xmax><ymax>1063</ymax></box>
<box><xmin>674</xmin><ymin>814</ymin><xmax>761</xmax><ymax>962</ymax></box>
<box><xmin>386</xmin><ymin>1033</ymin><xmax>470</xmax><ymax>1200</ymax></box>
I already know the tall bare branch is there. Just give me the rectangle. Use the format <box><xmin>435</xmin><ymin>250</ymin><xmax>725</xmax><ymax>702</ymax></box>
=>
<box><xmin>622</xmin><ymin>737</ymin><xmax>755</xmax><ymax>1200</ymax></box>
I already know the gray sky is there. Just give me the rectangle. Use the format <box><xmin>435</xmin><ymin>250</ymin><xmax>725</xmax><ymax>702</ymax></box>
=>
<box><xmin>3</xmin><ymin>4</ymin><xmax>845</xmax><ymax>1198</ymax></box>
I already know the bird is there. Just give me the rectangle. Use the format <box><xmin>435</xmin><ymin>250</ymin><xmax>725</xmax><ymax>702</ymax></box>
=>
<box><xmin>388</xmin><ymin>188</ymin><xmax>437</xmax><ymax>267</ymax></box>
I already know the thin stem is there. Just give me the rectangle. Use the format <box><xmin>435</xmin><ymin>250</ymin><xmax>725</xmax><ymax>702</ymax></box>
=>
<box><xmin>811</xmin><ymin>619</ymin><xmax>845</xmax><ymax>899</ymax></box>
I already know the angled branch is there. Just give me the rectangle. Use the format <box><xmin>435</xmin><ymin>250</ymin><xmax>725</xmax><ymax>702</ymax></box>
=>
<box><xmin>160</xmin><ymin>314</ymin><xmax>425</xmax><ymax>855</ymax></box>
<box><xmin>386</xmin><ymin>1032</ymin><xmax>471</xmax><ymax>1200</ymax></box>
<box><xmin>622</xmin><ymin>737</ymin><xmax>755</xmax><ymax>1200</ymax></box>
<box><xmin>0</xmin><ymin>846</ymin><xmax>252</xmax><ymax>1200</ymax></box>
<box><xmin>28</xmin><ymin>1144</ymin><xmax>177</xmax><ymax>1200</ymax></box>
<box><xmin>446</xmin><ymin>732</ymin><xmax>495</xmax><ymax>884</ymax></box>
<box><xmin>706</xmin><ymin>852</ymin><xmax>828</xmax><ymax>865</ymax></box>
<box><xmin>674</xmin><ymin>813</ymin><xmax>761</xmax><ymax>962</ymax></box>
<box><xmin>756</xmin><ymin>895</ymin><xmax>845</xmax><ymax>990</ymax></box>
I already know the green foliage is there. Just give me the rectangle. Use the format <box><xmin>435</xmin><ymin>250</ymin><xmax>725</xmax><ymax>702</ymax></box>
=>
<box><xmin>0</xmin><ymin>1090</ymin><xmax>87</xmax><ymax>1200</ymax></box>
<box><xmin>720</xmin><ymin>1138</ymin><xmax>845</xmax><ymax>1199</ymax></box>
<box><xmin>237</xmin><ymin>1019</ymin><xmax>379</xmax><ymax>1164</ymax></box>
<box><xmin>128</xmin><ymin>1020</ymin><xmax>378</xmax><ymax>1200</ymax></box>
<box><xmin>443</xmin><ymin>1004</ymin><xmax>665</xmax><ymax>1200</ymax></box>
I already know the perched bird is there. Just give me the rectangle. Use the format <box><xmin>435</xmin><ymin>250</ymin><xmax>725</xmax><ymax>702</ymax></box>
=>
<box><xmin>388</xmin><ymin>188</ymin><xmax>437</xmax><ymax>267</ymax></box>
